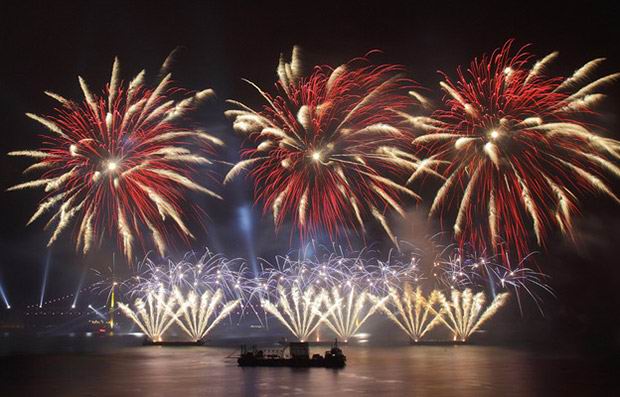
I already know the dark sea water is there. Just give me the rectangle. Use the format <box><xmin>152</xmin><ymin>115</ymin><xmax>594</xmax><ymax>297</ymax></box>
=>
<box><xmin>0</xmin><ymin>337</ymin><xmax>617</xmax><ymax>396</ymax></box>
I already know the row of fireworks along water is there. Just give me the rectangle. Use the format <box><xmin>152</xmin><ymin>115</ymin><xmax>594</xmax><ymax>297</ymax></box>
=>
<box><xmin>107</xmin><ymin>243</ymin><xmax>549</xmax><ymax>343</ymax></box>
<box><xmin>7</xmin><ymin>39</ymin><xmax>620</xmax><ymax>268</ymax></box>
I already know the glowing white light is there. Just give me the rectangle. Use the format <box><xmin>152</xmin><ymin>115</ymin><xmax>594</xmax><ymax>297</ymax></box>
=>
<box><xmin>107</xmin><ymin>161</ymin><xmax>118</xmax><ymax>172</ymax></box>
<box><xmin>311</xmin><ymin>151</ymin><xmax>322</xmax><ymax>161</ymax></box>
<box><xmin>489</xmin><ymin>130</ymin><xmax>500</xmax><ymax>140</ymax></box>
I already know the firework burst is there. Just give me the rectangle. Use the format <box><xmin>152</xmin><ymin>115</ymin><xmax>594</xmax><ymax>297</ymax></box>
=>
<box><xmin>250</xmin><ymin>242</ymin><xmax>423</xmax><ymax>335</ymax></box>
<box><xmin>8</xmin><ymin>55</ymin><xmax>223</xmax><ymax>261</ymax></box>
<box><xmin>431</xmin><ymin>245</ymin><xmax>552</xmax><ymax>309</ymax></box>
<box><xmin>392</xmin><ymin>40</ymin><xmax>620</xmax><ymax>260</ymax></box>
<box><xmin>225</xmin><ymin>47</ymin><xmax>426</xmax><ymax>244</ymax></box>
<box><xmin>128</xmin><ymin>250</ymin><xmax>249</xmax><ymax>299</ymax></box>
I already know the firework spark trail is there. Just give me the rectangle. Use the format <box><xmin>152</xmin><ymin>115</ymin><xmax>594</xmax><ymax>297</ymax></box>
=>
<box><xmin>254</xmin><ymin>252</ymin><xmax>351</xmax><ymax>294</ymax></box>
<box><xmin>225</xmin><ymin>46</ymin><xmax>426</xmax><ymax>244</ymax></box>
<box><xmin>431</xmin><ymin>245</ymin><xmax>552</xmax><ymax>309</ymax></box>
<box><xmin>260</xmin><ymin>284</ymin><xmax>339</xmax><ymax>342</ymax></box>
<box><xmin>118</xmin><ymin>250</ymin><xmax>246</xmax><ymax>342</ymax></box>
<box><xmin>246</xmin><ymin>242</ymin><xmax>425</xmax><ymax>333</ymax></box>
<box><xmin>435</xmin><ymin>288</ymin><xmax>509</xmax><ymax>341</ymax></box>
<box><xmin>352</xmin><ymin>246</ymin><xmax>422</xmax><ymax>295</ymax></box>
<box><xmin>128</xmin><ymin>250</ymin><xmax>251</xmax><ymax>302</ymax></box>
<box><xmin>254</xmin><ymin>242</ymin><xmax>421</xmax><ymax>297</ymax></box>
<box><xmin>8</xmin><ymin>55</ymin><xmax>222</xmax><ymax>261</ymax></box>
<box><xmin>172</xmin><ymin>288</ymin><xmax>240</xmax><ymax>341</ymax></box>
<box><xmin>108</xmin><ymin>243</ymin><xmax>541</xmax><ymax>342</ymax></box>
<box><xmin>322</xmin><ymin>286</ymin><xmax>385</xmax><ymax>342</ymax></box>
<box><xmin>124</xmin><ymin>245</ymin><xmax>360</xmax><ymax>330</ymax></box>
<box><xmin>371</xmin><ymin>284</ymin><xmax>443</xmax><ymax>342</ymax></box>
<box><xmin>395</xmin><ymin>40</ymin><xmax>620</xmax><ymax>261</ymax></box>
<box><xmin>118</xmin><ymin>289</ymin><xmax>182</xmax><ymax>342</ymax></box>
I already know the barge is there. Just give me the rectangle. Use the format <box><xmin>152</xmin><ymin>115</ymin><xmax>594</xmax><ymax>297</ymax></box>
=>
<box><xmin>238</xmin><ymin>340</ymin><xmax>346</xmax><ymax>368</ymax></box>
<box><xmin>143</xmin><ymin>339</ymin><xmax>205</xmax><ymax>346</ymax></box>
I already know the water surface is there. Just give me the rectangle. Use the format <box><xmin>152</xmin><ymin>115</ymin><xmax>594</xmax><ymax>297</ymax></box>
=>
<box><xmin>0</xmin><ymin>340</ymin><xmax>615</xmax><ymax>396</ymax></box>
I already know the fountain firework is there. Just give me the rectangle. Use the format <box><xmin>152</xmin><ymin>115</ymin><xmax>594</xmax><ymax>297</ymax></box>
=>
<box><xmin>371</xmin><ymin>284</ymin><xmax>443</xmax><ymax>342</ymax></box>
<box><xmin>322</xmin><ymin>286</ymin><xmax>386</xmax><ymax>342</ymax></box>
<box><xmin>252</xmin><ymin>243</ymin><xmax>425</xmax><ymax>340</ymax></box>
<box><xmin>173</xmin><ymin>288</ymin><xmax>240</xmax><ymax>342</ymax></box>
<box><xmin>107</xmin><ymin>243</ymin><xmax>535</xmax><ymax>343</ymax></box>
<box><xmin>118</xmin><ymin>289</ymin><xmax>181</xmax><ymax>342</ymax></box>
<box><xmin>436</xmin><ymin>289</ymin><xmax>510</xmax><ymax>342</ymax></box>
<box><xmin>260</xmin><ymin>284</ymin><xmax>338</xmax><ymax>342</ymax></box>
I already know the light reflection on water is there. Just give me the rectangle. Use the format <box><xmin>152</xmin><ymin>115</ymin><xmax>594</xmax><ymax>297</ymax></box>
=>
<box><xmin>0</xmin><ymin>342</ymin><xmax>615</xmax><ymax>396</ymax></box>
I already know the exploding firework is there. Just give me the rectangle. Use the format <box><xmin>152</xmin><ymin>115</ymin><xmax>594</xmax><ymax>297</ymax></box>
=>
<box><xmin>111</xmin><ymin>249</ymin><xmax>248</xmax><ymax>341</ymax></box>
<box><xmin>118</xmin><ymin>289</ymin><xmax>180</xmax><ymax>342</ymax></box>
<box><xmin>251</xmin><ymin>243</ymin><xmax>422</xmax><ymax>337</ymax></box>
<box><xmin>110</xmin><ymin>243</ymin><xmax>534</xmax><ymax>342</ymax></box>
<box><xmin>260</xmin><ymin>284</ymin><xmax>337</xmax><ymax>342</ymax></box>
<box><xmin>322</xmin><ymin>286</ymin><xmax>385</xmax><ymax>342</ymax></box>
<box><xmin>436</xmin><ymin>289</ymin><xmax>509</xmax><ymax>342</ymax></box>
<box><xmin>370</xmin><ymin>284</ymin><xmax>443</xmax><ymax>342</ymax></box>
<box><xmin>255</xmin><ymin>242</ymin><xmax>421</xmax><ymax>295</ymax></box>
<box><xmin>355</xmin><ymin>245</ymin><xmax>423</xmax><ymax>295</ymax></box>
<box><xmin>431</xmin><ymin>245</ymin><xmax>552</xmax><ymax>309</ymax></box>
<box><xmin>8</xmin><ymin>55</ymin><xmax>223</xmax><ymax>261</ymax></box>
<box><xmin>392</xmin><ymin>40</ymin><xmax>620</xmax><ymax>259</ymax></box>
<box><xmin>225</xmin><ymin>47</ymin><xmax>425</xmax><ymax>244</ymax></box>
<box><xmin>128</xmin><ymin>249</ymin><xmax>249</xmax><ymax>300</ymax></box>
<box><xmin>172</xmin><ymin>288</ymin><xmax>240</xmax><ymax>342</ymax></box>
<box><xmin>255</xmin><ymin>248</ymin><xmax>354</xmax><ymax>293</ymax></box>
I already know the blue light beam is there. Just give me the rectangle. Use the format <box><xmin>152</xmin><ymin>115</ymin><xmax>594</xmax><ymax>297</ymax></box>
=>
<box><xmin>39</xmin><ymin>250</ymin><xmax>52</xmax><ymax>308</ymax></box>
<box><xmin>0</xmin><ymin>281</ymin><xmax>10</xmax><ymax>309</ymax></box>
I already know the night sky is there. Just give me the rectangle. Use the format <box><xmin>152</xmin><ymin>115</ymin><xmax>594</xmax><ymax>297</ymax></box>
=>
<box><xmin>1</xmin><ymin>1</ymin><xmax>619</xmax><ymax>350</ymax></box>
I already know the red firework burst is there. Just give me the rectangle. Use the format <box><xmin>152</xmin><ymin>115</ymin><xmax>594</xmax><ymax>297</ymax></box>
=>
<box><xmin>225</xmin><ymin>47</ymin><xmax>424</xmax><ymax>243</ymax></box>
<box><xmin>9</xmin><ymin>56</ymin><xmax>223</xmax><ymax>261</ymax></box>
<box><xmin>398</xmin><ymin>40</ymin><xmax>620</xmax><ymax>261</ymax></box>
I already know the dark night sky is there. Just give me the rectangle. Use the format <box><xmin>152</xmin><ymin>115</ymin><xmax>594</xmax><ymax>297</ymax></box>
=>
<box><xmin>1</xmin><ymin>1</ymin><xmax>619</xmax><ymax>349</ymax></box>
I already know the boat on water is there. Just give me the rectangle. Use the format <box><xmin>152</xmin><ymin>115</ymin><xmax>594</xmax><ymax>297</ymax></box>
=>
<box><xmin>237</xmin><ymin>340</ymin><xmax>346</xmax><ymax>368</ymax></box>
